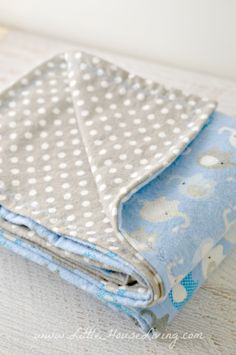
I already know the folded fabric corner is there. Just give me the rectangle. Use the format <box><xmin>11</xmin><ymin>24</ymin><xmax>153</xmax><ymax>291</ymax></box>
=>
<box><xmin>0</xmin><ymin>50</ymin><xmax>235</xmax><ymax>333</ymax></box>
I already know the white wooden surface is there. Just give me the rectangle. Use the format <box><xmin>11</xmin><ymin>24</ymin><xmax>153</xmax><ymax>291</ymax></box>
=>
<box><xmin>0</xmin><ymin>27</ymin><xmax>235</xmax><ymax>355</ymax></box>
<box><xmin>1</xmin><ymin>0</ymin><xmax>236</xmax><ymax>81</ymax></box>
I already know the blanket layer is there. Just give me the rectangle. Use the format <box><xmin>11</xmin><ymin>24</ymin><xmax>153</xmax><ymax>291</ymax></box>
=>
<box><xmin>0</xmin><ymin>51</ymin><xmax>235</xmax><ymax>333</ymax></box>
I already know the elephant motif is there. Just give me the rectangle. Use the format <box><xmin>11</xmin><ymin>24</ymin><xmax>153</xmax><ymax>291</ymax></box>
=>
<box><xmin>218</xmin><ymin>127</ymin><xmax>236</xmax><ymax>147</ymax></box>
<box><xmin>223</xmin><ymin>206</ymin><xmax>236</xmax><ymax>244</ymax></box>
<box><xmin>192</xmin><ymin>239</ymin><xmax>225</xmax><ymax>279</ymax></box>
<box><xmin>198</xmin><ymin>150</ymin><xmax>235</xmax><ymax>169</ymax></box>
<box><xmin>166</xmin><ymin>258</ymin><xmax>185</xmax><ymax>287</ymax></box>
<box><xmin>192</xmin><ymin>239</ymin><xmax>213</xmax><ymax>265</ymax></box>
<box><xmin>140</xmin><ymin>197</ymin><xmax>190</xmax><ymax>229</ymax></box>
<box><xmin>169</xmin><ymin>174</ymin><xmax>216</xmax><ymax>199</ymax></box>
<box><xmin>129</xmin><ymin>228</ymin><xmax>158</xmax><ymax>252</ymax></box>
<box><xmin>169</xmin><ymin>272</ymin><xmax>198</xmax><ymax>309</ymax></box>
<box><xmin>171</xmin><ymin>283</ymin><xmax>187</xmax><ymax>303</ymax></box>
<box><xmin>201</xmin><ymin>244</ymin><xmax>225</xmax><ymax>279</ymax></box>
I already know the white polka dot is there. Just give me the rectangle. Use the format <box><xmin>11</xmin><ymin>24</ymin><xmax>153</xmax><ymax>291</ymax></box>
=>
<box><xmin>9</xmin><ymin>133</ymin><xmax>17</xmax><ymax>140</ymax></box>
<box><xmin>134</xmin><ymin>148</ymin><xmax>142</xmax><ymax>155</ymax></box>
<box><xmin>65</xmin><ymin>204</ymin><xmax>73</xmax><ymax>210</ymax></box>
<box><xmin>10</xmin><ymin>145</ymin><xmax>18</xmax><ymax>152</ymax></box>
<box><xmin>167</xmin><ymin>119</ymin><xmax>175</xmax><ymax>125</ymax></box>
<box><xmin>85</xmin><ymin>221</ymin><xmax>94</xmax><ymax>227</ymax></box>
<box><xmin>104</xmin><ymin>125</ymin><xmax>112</xmax><ymax>131</ymax></box>
<box><xmin>99</xmin><ymin>184</ymin><xmax>106</xmax><ymax>191</ymax></box>
<box><xmin>114</xmin><ymin>177</ymin><xmax>123</xmax><ymax>184</ymax></box>
<box><xmin>82</xmin><ymin>201</ymin><xmax>90</xmax><ymax>207</ymax></box>
<box><xmin>137</xmin><ymin>93</ymin><xmax>145</xmax><ymax>100</ymax></box>
<box><xmin>90</xmin><ymin>129</ymin><xmax>97</xmax><ymax>136</ymax></box>
<box><xmin>124</xmin><ymin>164</ymin><xmax>133</xmax><ymax>170</ymax></box>
<box><xmin>29</xmin><ymin>189</ymin><xmax>37</xmax><ymax>196</ymax></box>
<box><xmin>101</xmin><ymin>81</ymin><xmax>109</xmax><ymax>88</ymax></box>
<box><xmin>80</xmin><ymin>190</ymin><xmax>88</xmax><ymax>196</ymax></box>
<box><xmin>38</xmin><ymin>107</ymin><xmax>46</xmax><ymax>115</ymax></box>
<box><xmin>109</xmin><ymin>168</ymin><xmax>117</xmax><ymax>174</ymax></box>
<box><xmin>142</xmin><ymin>104</ymin><xmax>150</xmax><ymax>111</ymax></box>
<box><xmin>161</xmin><ymin>107</ymin><xmax>169</xmax><ymax>114</ymax></box>
<box><xmin>99</xmin><ymin>149</ymin><xmax>107</xmax><ymax>155</ymax></box>
<box><xmin>119</xmin><ymin>154</ymin><xmax>127</xmax><ymax>161</ymax></box>
<box><xmin>79</xmin><ymin>180</ymin><xmax>87</xmax><ymax>187</ymax></box>
<box><xmin>81</xmin><ymin>110</ymin><xmax>89</xmax><ymax>117</ymax></box>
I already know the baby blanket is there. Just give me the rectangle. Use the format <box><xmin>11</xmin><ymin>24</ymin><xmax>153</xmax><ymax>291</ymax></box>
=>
<box><xmin>0</xmin><ymin>51</ymin><xmax>235</xmax><ymax>333</ymax></box>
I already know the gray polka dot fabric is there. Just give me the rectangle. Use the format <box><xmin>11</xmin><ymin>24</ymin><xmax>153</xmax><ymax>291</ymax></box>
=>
<box><xmin>0</xmin><ymin>51</ymin><xmax>217</xmax><ymax>304</ymax></box>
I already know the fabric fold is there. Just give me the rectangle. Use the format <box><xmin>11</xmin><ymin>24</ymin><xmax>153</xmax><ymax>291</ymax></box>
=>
<box><xmin>0</xmin><ymin>50</ymin><xmax>235</xmax><ymax>333</ymax></box>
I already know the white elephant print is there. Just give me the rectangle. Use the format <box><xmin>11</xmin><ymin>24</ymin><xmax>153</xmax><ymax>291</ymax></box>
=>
<box><xmin>129</xmin><ymin>228</ymin><xmax>158</xmax><ymax>252</ymax></box>
<box><xmin>198</xmin><ymin>150</ymin><xmax>235</xmax><ymax>169</ymax></box>
<box><xmin>168</xmin><ymin>174</ymin><xmax>216</xmax><ymax>199</ymax></box>
<box><xmin>166</xmin><ymin>258</ymin><xmax>185</xmax><ymax>288</ymax></box>
<box><xmin>140</xmin><ymin>197</ymin><xmax>190</xmax><ymax>229</ymax></box>
<box><xmin>218</xmin><ymin>127</ymin><xmax>236</xmax><ymax>147</ymax></box>
<box><xmin>223</xmin><ymin>206</ymin><xmax>236</xmax><ymax>244</ymax></box>
<box><xmin>192</xmin><ymin>239</ymin><xmax>225</xmax><ymax>279</ymax></box>
<box><xmin>201</xmin><ymin>244</ymin><xmax>225</xmax><ymax>279</ymax></box>
<box><xmin>192</xmin><ymin>239</ymin><xmax>213</xmax><ymax>265</ymax></box>
<box><xmin>171</xmin><ymin>283</ymin><xmax>187</xmax><ymax>303</ymax></box>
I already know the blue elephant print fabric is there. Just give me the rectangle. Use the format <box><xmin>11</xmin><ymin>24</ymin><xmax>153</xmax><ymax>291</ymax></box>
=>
<box><xmin>120</xmin><ymin>111</ymin><xmax>236</xmax><ymax>331</ymax></box>
<box><xmin>0</xmin><ymin>51</ymin><xmax>235</xmax><ymax>333</ymax></box>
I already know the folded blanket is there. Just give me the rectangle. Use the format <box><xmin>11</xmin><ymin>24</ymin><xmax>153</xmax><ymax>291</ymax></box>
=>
<box><xmin>0</xmin><ymin>51</ymin><xmax>235</xmax><ymax>333</ymax></box>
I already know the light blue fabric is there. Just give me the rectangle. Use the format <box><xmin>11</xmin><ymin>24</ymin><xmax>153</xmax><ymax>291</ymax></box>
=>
<box><xmin>121</xmin><ymin>111</ymin><xmax>236</xmax><ymax>293</ymax></box>
<box><xmin>0</xmin><ymin>111</ymin><xmax>235</xmax><ymax>332</ymax></box>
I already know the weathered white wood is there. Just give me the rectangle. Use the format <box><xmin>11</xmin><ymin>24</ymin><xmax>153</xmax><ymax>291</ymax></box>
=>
<box><xmin>0</xmin><ymin>27</ymin><xmax>235</xmax><ymax>355</ymax></box>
